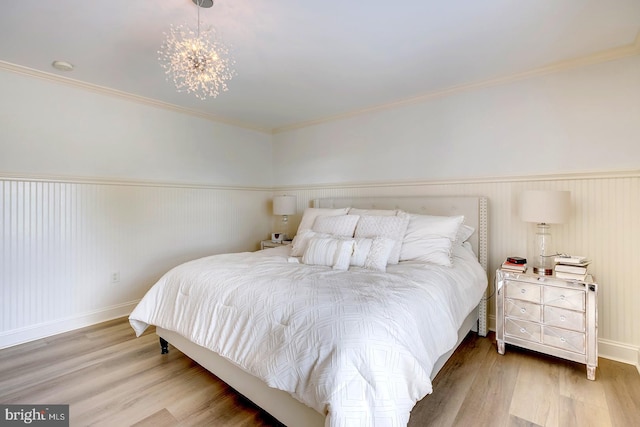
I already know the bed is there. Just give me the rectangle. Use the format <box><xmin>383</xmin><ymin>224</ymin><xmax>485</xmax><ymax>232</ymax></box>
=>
<box><xmin>129</xmin><ymin>196</ymin><xmax>488</xmax><ymax>427</ymax></box>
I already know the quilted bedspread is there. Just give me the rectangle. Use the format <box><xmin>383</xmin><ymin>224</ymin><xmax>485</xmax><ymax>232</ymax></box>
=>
<box><xmin>129</xmin><ymin>244</ymin><xmax>487</xmax><ymax>427</ymax></box>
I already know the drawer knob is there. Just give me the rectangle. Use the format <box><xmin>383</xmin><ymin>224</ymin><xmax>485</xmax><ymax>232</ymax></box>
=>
<box><xmin>520</xmin><ymin>328</ymin><xmax>526</xmax><ymax>333</ymax></box>
<box><xmin>520</xmin><ymin>308</ymin><xmax>526</xmax><ymax>314</ymax></box>
<box><xmin>560</xmin><ymin>315</ymin><xmax>566</xmax><ymax>321</ymax></box>
<box><xmin>560</xmin><ymin>295</ymin><xmax>566</xmax><ymax>300</ymax></box>
<box><xmin>520</xmin><ymin>289</ymin><xmax>526</xmax><ymax>294</ymax></box>
<box><xmin>560</xmin><ymin>337</ymin><xmax>566</xmax><ymax>342</ymax></box>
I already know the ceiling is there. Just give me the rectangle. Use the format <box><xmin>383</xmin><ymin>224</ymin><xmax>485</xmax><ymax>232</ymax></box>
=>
<box><xmin>1</xmin><ymin>0</ymin><xmax>639</xmax><ymax>132</ymax></box>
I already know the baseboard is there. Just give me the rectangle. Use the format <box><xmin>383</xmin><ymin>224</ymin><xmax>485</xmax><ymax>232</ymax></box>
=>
<box><xmin>0</xmin><ymin>300</ymin><xmax>140</xmax><ymax>350</ymax></box>
<box><xmin>488</xmin><ymin>315</ymin><xmax>639</xmax><ymax>373</ymax></box>
<box><xmin>598</xmin><ymin>338</ymin><xmax>640</xmax><ymax>374</ymax></box>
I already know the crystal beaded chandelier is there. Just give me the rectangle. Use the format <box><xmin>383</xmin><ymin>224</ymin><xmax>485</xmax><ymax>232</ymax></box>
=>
<box><xmin>158</xmin><ymin>0</ymin><xmax>235</xmax><ymax>100</ymax></box>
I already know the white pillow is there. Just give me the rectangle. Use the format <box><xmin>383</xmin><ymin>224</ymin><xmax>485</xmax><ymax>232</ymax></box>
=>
<box><xmin>349</xmin><ymin>237</ymin><xmax>391</xmax><ymax>266</ymax></box>
<box><xmin>350</xmin><ymin>238</ymin><xmax>373</xmax><ymax>267</ymax></box>
<box><xmin>291</xmin><ymin>208</ymin><xmax>349</xmax><ymax>256</ymax></box>
<box><xmin>400</xmin><ymin>213</ymin><xmax>464</xmax><ymax>263</ymax></box>
<box><xmin>296</xmin><ymin>207</ymin><xmax>350</xmax><ymax>234</ymax></box>
<box><xmin>302</xmin><ymin>236</ymin><xmax>355</xmax><ymax>271</ymax></box>
<box><xmin>454</xmin><ymin>224</ymin><xmax>475</xmax><ymax>246</ymax></box>
<box><xmin>361</xmin><ymin>237</ymin><xmax>395</xmax><ymax>272</ymax></box>
<box><xmin>290</xmin><ymin>230</ymin><xmax>322</xmax><ymax>257</ymax></box>
<box><xmin>354</xmin><ymin>212</ymin><xmax>410</xmax><ymax>264</ymax></box>
<box><xmin>312</xmin><ymin>215</ymin><xmax>360</xmax><ymax>237</ymax></box>
<box><xmin>348</xmin><ymin>208</ymin><xmax>398</xmax><ymax>217</ymax></box>
<box><xmin>401</xmin><ymin>237</ymin><xmax>454</xmax><ymax>266</ymax></box>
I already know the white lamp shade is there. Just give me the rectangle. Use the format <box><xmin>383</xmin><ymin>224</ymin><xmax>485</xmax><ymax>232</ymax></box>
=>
<box><xmin>273</xmin><ymin>195</ymin><xmax>296</xmax><ymax>216</ymax></box>
<box><xmin>520</xmin><ymin>190</ymin><xmax>570</xmax><ymax>224</ymax></box>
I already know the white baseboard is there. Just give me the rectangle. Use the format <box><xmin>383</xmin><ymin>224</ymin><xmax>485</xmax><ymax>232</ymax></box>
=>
<box><xmin>487</xmin><ymin>315</ymin><xmax>639</xmax><ymax>373</ymax></box>
<box><xmin>598</xmin><ymin>338</ymin><xmax>640</xmax><ymax>375</ymax></box>
<box><xmin>0</xmin><ymin>300</ymin><xmax>140</xmax><ymax>350</ymax></box>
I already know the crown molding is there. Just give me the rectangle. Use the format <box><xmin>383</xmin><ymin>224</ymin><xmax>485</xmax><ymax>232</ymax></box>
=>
<box><xmin>2</xmin><ymin>31</ymin><xmax>639</xmax><ymax>136</ymax></box>
<box><xmin>0</xmin><ymin>60</ymin><xmax>272</xmax><ymax>135</ymax></box>
<box><xmin>273</xmin><ymin>34</ymin><xmax>640</xmax><ymax>134</ymax></box>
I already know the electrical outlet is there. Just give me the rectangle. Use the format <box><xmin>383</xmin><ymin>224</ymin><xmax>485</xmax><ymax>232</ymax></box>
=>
<box><xmin>111</xmin><ymin>272</ymin><xmax>120</xmax><ymax>283</ymax></box>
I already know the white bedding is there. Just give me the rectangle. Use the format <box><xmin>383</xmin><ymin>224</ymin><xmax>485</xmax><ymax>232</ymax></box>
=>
<box><xmin>129</xmin><ymin>244</ymin><xmax>487</xmax><ymax>427</ymax></box>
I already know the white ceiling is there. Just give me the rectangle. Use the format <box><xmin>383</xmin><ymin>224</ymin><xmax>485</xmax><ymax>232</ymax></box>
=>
<box><xmin>1</xmin><ymin>0</ymin><xmax>639</xmax><ymax>132</ymax></box>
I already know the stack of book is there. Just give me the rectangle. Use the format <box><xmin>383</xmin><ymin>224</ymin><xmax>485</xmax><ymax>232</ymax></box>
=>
<box><xmin>501</xmin><ymin>256</ymin><xmax>527</xmax><ymax>273</ymax></box>
<box><xmin>554</xmin><ymin>256</ymin><xmax>590</xmax><ymax>280</ymax></box>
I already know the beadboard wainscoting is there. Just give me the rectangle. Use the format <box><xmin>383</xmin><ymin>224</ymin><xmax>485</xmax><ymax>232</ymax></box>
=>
<box><xmin>0</xmin><ymin>178</ymin><xmax>272</xmax><ymax>349</ymax></box>
<box><xmin>275</xmin><ymin>171</ymin><xmax>640</xmax><ymax>370</ymax></box>
<box><xmin>2</xmin><ymin>171</ymin><xmax>639</xmax><ymax>372</ymax></box>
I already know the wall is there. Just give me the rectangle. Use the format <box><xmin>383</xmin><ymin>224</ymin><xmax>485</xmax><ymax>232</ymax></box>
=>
<box><xmin>273</xmin><ymin>56</ymin><xmax>640</xmax><ymax>185</ymax></box>
<box><xmin>0</xmin><ymin>69</ymin><xmax>273</xmax><ymax>348</ymax></box>
<box><xmin>272</xmin><ymin>55</ymin><xmax>640</xmax><ymax>368</ymax></box>
<box><xmin>0</xmin><ymin>70</ymin><xmax>271</xmax><ymax>186</ymax></box>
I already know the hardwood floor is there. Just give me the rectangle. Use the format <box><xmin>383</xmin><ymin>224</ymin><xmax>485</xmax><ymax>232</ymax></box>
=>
<box><xmin>1</xmin><ymin>317</ymin><xmax>638</xmax><ymax>426</ymax></box>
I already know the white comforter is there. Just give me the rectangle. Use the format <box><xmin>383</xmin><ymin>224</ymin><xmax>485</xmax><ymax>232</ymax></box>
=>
<box><xmin>129</xmin><ymin>244</ymin><xmax>487</xmax><ymax>427</ymax></box>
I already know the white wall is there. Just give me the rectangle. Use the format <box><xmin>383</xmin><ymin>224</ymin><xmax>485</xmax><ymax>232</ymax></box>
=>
<box><xmin>272</xmin><ymin>55</ymin><xmax>640</xmax><ymax>368</ymax></box>
<box><xmin>0</xmin><ymin>69</ymin><xmax>274</xmax><ymax>348</ymax></box>
<box><xmin>0</xmin><ymin>70</ymin><xmax>272</xmax><ymax>186</ymax></box>
<box><xmin>273</xmin><ymin>56</ymin><xmax>640</xmax><ymax>185</ymax></box>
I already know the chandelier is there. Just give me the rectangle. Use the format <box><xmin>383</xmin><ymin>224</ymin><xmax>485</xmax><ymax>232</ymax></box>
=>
<box><xmin>158</xmin><ymin>0</ymin><xmax>236</xmax><ymax>100</ymax></box>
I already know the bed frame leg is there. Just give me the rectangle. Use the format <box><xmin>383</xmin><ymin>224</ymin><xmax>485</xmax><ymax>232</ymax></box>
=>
<box><xmin>159</xmin><ymin>337</ymin><xmax>169</xmax><ymax>354</ymax></box>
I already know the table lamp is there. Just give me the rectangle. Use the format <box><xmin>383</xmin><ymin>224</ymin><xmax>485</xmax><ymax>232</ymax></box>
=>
<box><xmin>520</xmin><ymin>190</ymin><xmax>570</xmax><ymax>275</ymax></box>
<box><xmin>273</xmin><ymin>195</ymin><xmax>296</xmax><ymax>238</ymax></box>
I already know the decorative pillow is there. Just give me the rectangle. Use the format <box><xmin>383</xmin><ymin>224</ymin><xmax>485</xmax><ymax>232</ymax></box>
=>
<box><xmin>302</xmin><ymin>236</ymin><xmax>355</xmax><ymax>271</ymax></box>
<box><xmin>290</xmin><ymin>208</ymin><xmax>349</xmax><ymax>256</ymax></box>
<box><xmin>399</xmin><ymin>213</ymin><xmax>464</xmax><ymax>264</ymax></box>
<box><xmin>312</xmin><ymin>215</ymin><xmax>360</xmax><ymax>237</ymax></box>
<box><xmin>354</xmin><ymin>212</ymin><xmax>410</xmax><ymax>264</ymax></box>
<box><xmin>350</xmin><ymin>238</ymin><xmax>373</xmax><ymax>267</ymax></box>
<box><xmin>454</xmin><ymin>224</ymin><xmax>475</xmax><ymax>246</ymax></box>
<box><xmin>348</xmin><ymin>208</ymin><xmax>398</xmax><ymax>217</ymax></box>
<box><xmin>363</xmin><ymin>237</ymin><xmax>395</xmax><ymax>272</ymax></box>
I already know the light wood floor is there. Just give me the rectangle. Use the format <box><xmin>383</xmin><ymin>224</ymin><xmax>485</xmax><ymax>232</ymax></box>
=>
<box><xmin>1</xmin><ymin>318</ymin><xmax>639</xmax><ymax>427</ymax></box>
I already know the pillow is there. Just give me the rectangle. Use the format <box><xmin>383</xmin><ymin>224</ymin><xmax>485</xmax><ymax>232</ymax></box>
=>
<box><xmin>302</xmin><ymin>236</ymin><xmax>355</xmax><ymax>271</ymax></box>
<box><xmin>454</xmin><ymin>224</ymin><xmax>475</xmax><ymax>246</ymax></box>
<box><xmin>290</xmin><ymin>207</ymin><xmax>349</xmax><ymax>256</ymax></box>
<box><xmin>400</xmin><ymin>237</ymin><xmax>454</xmax><ymax>266</ymax></box>
<box><xmin>291</xmin><ymin>230</ymin><xmax>324</xmax><ymax>257</ymax></box>
<box><xmin>354</xmin><ymin>212</ymin><xmax>410</xmax><ymax>264</ymax></box>
<box><xmin>350</xmin><ymin>237</ymin><xmax>395</xmax><ymax>272</ymax></box>
<box><xmin>296</xmin><ymin>207</ymin><xmax>350</xmax><ymax>234</ymax></box>
<box><xmin>348</xmin><ymin>208</ymin><xmax>398</xmax><ymax>217</ymax></box>
<box><xmin>399</xmin><ymin>213</ymin><xmax>464</xmax><ymax>264</ymax></box>
<box><xmin>350</xmin><ymin>238</ymin><xmax>373</xmax><ymax>267</ymax></box>
<box><xmin>312</xmin><ymin>215</ymin><xmax>360</xmax><ymax>237</ymax></box>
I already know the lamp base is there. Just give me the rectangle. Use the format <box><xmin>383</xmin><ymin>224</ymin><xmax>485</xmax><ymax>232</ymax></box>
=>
<box><xmin>533</xmin><ymin>266</ymin><xmax>553</xmax><ymax>275</ymax></box>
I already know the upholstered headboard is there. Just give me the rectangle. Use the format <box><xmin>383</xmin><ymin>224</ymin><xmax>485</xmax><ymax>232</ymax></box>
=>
<box><xmin>312</xmin><ymin>196</ymin><xmax>488</xmax><ymax>272</ymax></box>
